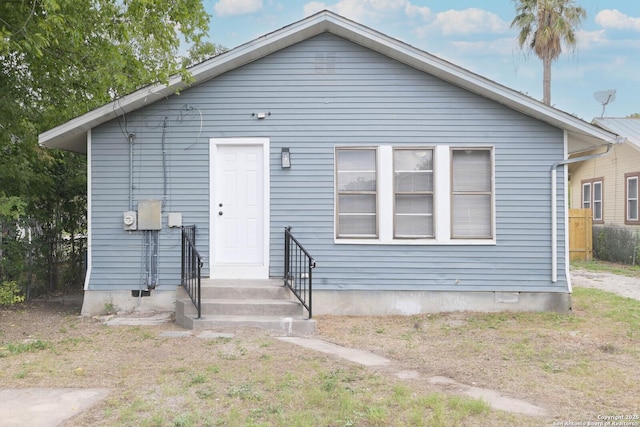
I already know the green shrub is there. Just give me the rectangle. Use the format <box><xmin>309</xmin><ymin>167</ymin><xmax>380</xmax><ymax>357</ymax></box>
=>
<box><xmin>593</xmin><ymin>225</ymin><xmax>640</xmax><ymax>265</ymax></box>
<box><xmin>0</xmin><ymin>280</ymin><xmax>25</xmax><ymax>306</ymax></box>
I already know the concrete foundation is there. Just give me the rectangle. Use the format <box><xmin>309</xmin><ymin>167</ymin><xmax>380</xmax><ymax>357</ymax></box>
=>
<box><xmin>311</xmin><ymin>290</ymin><xmax>572</xmax><ymax>315</ymax></box>
<box><xmin>80</xmin><ymin>288</ymin><xmax>572</xmax><ymax>317</ymax></box>
<box><xmin>80</xmin><ymin>289</ymin><xmax>177</xmax><ymax>316</ymax></box>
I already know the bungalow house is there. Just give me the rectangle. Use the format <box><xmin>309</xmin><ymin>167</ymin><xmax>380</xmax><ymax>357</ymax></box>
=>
<box><xmin>39</xmin><ymin>11</ymin><xmax>619</xmax><ymax>321</ymax></box>
<box><xmin>569</xmin><ymin>118</ymin><xmax>640</xmax><ymax>228</ymax></box>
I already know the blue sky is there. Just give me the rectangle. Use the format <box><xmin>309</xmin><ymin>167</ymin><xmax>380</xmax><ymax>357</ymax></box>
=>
<box><xmin>203</xmin><ymin>1</ymin><xmax>640</xmax><ymax>121</ymax></box>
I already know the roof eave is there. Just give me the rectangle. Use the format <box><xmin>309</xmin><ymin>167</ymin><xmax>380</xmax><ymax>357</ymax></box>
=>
<box><xmin>320</xmin><ymin>15</ymin><xmax>619</xmax><ymax>148</ymax></box>
<box><xmin>38</xmin><ymin>75</ymin><xmax>186</xmax><ymax>154</ymax></box>
<box><xmin>38</xmin><ymin>13</ymin><xmax>337</xmax><ymax>153</ymax></box>
<box><xmin>39</xmin><ymin>10</ymin><xmax>619</xmax><ymax>154</ymax></box>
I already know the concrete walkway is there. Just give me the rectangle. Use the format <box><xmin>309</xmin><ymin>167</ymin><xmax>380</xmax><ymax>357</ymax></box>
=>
<box><xmin>278</xmin><ymin>337</ymin><xmax>547</xmax><ymax>418</ymax></box>
<box><xmin>0</xmin><ymin>388</ymin><xmax>110</xmax><ymax>427</ymax></box>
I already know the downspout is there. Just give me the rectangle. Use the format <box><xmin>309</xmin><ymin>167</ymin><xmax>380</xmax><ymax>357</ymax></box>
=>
<box><xmin>84</xmin><ymin>129</ymin><xmax>93</xmax><ymax>291</ymax></box>
<box><xmin>161</xmin><ymin>117</ymin><xmax>168</xmax><ymax>211</ymax></box>
<box><xmin>551</xmin><ymin>141</ymin><xmax>615</xmax><ymax>284</ymax></box>
<box><xmin>128</xmin><ymin>133</ymin><xmax>135</xmax><ymax>211</ymax></box>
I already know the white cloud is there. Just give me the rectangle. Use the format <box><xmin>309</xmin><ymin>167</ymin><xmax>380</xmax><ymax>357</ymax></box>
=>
<box><xmin>576</xmin><ymin>29</ymin><xmax>608</xmax><ymax>50</ymax></box>
<box><xmin>303</xmin><ymin>0</ymin><xmax>408</xmax><ymax>22</ymax></box>
<box><xmin>433</xmin><ymin>8</ymin><xmax>510</xmax><ymax>36</ymax></box>
<box><xmin>404</xmin><ymin>3</ymin><xmax>431</xmax><ymax>21</ymax></box>
<box><xmin>595</xmin><ymin>9</ymin><xmax>640</xmax><ymax>31</ymax></box>
<box><xmin>452</xmin><ymin>37</ymin><xmax>517</xmax><ymax>56</ymax></box>
<box><xmin>608</xmin><ymin>56</ymin><xmax>627</xmax><ymax>69</ymax></box>
<box><xmin>214</xmin><ymin>0</ymin><xmax>263</xmax><ymax>17</ymax></box>
<box><xmin>304</xmin><ymin>2</ymin><xmax>327</xmax><ymax>16</ymax></box>
<box><xmin>411</xmin><ymin>7</ymin><xmax>509</xmax><ymax>40</ymax></box>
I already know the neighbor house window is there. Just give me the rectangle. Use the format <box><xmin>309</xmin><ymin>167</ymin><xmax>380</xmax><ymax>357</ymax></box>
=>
<box><xmin>336</xmin><ymin>148</ymin><xmax>377</xmax><ymax>238</ymax></box>
<box><xmin>394</xmin><ymin>148</ymin><xmax>434</xmax><ymax>238</ymax></box>
<box><xmin>582</xmin><ymin>178</ymin><xmax>603</xmax><ymax>223</ymax></box>
<box><xmin>582</xmin><ymin>182</ymin><xmax>591</xmax><ymax>209</ymax></box>
<box><xmin>451</xmin><ymin>148</ymin><xmax>493</xmax><ymax>239</ymax></box>
<box><xmin>626</xmin><ymin>173</ymin><xmax>639</xmax><ymax>224</ymax></box>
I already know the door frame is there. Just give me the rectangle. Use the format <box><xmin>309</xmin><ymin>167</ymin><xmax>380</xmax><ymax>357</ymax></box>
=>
<box><xmin>209</xmin><ymin>137</ymin><xmax>270</xmax><ymax>279</ymax></box>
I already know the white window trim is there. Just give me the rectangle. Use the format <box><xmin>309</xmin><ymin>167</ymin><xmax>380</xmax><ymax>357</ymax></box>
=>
<box><xmin>626</xmin><ymin>176</ymin><xmax>638</xmax><ymax>222</ymax></box>
<box><xmin>592</xmin><ymin>181</ymin><xmax>603</xmax><ymax>221</ymax></box>
<box><xmin>582</xmin><ymin>182</ymin><xmax>591</xmax><ymax>209</ymax></box>
<box><xmin>582</xmin><ymin>178</ymin><xmax>603</xmax><ymax>222</ymax></box>
<box><xmin>335</xmin><ymin>145</ymin><xmax>496</xmax><ymax>245</ymax></box>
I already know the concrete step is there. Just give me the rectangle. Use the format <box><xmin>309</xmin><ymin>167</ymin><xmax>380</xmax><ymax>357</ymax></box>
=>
<box><xmin>185</xmin><ymin>299</ymin><xmax>304</xmax><ymax>317</ymax></box>
<box><xmin>178</xmin><ymin>314</ymin><xmax>317</xmax><ymax>336</ymax></box>
<box><xmin>175</xmin><ymin>280</ymin><xmax>315</xmax><ymax>335</ymax></box>
<box><xmin>200</xmin><ymin>278</ymin><xmax>283</xmax><ymax>287</ymax></box>
<box><xmin>198</xmin><ymin>280</ymin><xmax>291</xmax><ymax>300</ymax></box>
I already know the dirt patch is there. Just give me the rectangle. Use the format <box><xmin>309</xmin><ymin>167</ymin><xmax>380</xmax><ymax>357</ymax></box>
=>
<box><xmin>571</xmin><ymin>268</ymin><xmax>640</xmax><ymax>300</ymax></box>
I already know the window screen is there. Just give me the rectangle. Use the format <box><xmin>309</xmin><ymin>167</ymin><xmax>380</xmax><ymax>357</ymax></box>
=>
<box><xmin>394</xmin><ymin>149</ymin><xmax>434</xmax><ymax>238</ymax></box>
<box><xmin>451</xmin><ymin>149</ymin><xmax>492</xmax><ymax>238</ymax></box>
<box><xmin>336</xmin><ymin>148</ymin><xmax>377</xmax><ymax>237</ymax></box>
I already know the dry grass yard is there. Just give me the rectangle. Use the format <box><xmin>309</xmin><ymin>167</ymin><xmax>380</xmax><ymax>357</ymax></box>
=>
<box><xmin>1</xmin><ymin>267</ymin><xmax>639</xmax><ymax>426</ymax></box>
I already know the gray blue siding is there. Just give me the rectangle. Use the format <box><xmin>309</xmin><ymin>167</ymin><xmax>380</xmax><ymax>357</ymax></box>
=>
<box><xmin>88</xmin><ymin>33</ymin><xmax>567</xmax><ymax>293</ymax></box>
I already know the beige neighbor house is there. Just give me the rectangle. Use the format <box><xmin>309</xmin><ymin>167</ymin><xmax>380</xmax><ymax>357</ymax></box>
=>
<box><xmin>569</xmin><ymin>118</ymin><xmax>640</xmax><ymax>229</ymax></box>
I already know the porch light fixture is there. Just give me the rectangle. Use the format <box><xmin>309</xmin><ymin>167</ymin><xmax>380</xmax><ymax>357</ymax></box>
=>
<box><xmin>281</xmin><ymin>148</ymin><xmax>291</xmax><ymax>169</ymax></box>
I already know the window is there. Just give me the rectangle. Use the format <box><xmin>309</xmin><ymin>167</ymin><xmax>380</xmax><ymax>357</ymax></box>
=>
<box><xmin>581</xmin><ymin>178</ymin><xmax>603</xmax><ymax>222</ymax></box>
<box><xmin>626</xmin><ymin>173</ymin><xmax>639</xmax><ymax>224</ymax></box>
<box><xmin>582</xmin><ymin>182</ymin><xmax>591</xmax><ymax>209</ymax></box>
<box><xmin>394</xmin><ymin>149</ymin><xmax>434</xmax><ymax>238</ymax></box>
<box><xmin>335</xmin><ymin>145</ymin><xmax>495</xmax><ymax>244</ymax></box>
<box><xmin>336</xmin><ymin>148</ymin><xmax>377</xmax><ymax>238</ymax></box>
<box><xmin>451</xmin><ymin>149</ymin><xmax>493</xmax><ymax>239</ymax></box>
<box><xmin>593</xmin><ymin>182</ymin><xmax>602</xmax><ymax>221</ymax></box>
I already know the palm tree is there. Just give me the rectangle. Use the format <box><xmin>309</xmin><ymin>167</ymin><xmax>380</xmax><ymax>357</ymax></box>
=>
<box><xmin>511</xmin><ymin>0</ymin><xmax>586</xmax><ymax>105</ymax></box>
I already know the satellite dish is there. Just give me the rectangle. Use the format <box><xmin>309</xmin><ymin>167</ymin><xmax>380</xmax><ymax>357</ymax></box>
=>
<box><xmin>594</xmin><ymin>89</ymin><xmax>616</xmax><ymax>118</ymax></box>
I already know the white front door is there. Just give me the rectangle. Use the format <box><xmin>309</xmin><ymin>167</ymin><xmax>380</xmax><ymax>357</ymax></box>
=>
<box><xmin>211</xmin><ymin>139</ymin><xmax>269</xmax><ymax>278</ymax></box>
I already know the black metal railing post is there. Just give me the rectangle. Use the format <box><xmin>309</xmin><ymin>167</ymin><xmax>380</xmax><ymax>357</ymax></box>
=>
<box><xmin>181</xmin><ymin>225</ymin><xmax>202</xmax><ymax>319</ymax></box>
<box><xmin>284</xmin><ymin>228</ymin><xmax>289</xmax><ymax>285</ymax></box>
<box><xmin>196</xmin><ymin>252</ymin><xmax>201</xmax><ymax>319</ymax></box>
<box><xmin>284</xmin><ymin>227</ymin><xmax>315</xmax><ymax>318</ymax></box>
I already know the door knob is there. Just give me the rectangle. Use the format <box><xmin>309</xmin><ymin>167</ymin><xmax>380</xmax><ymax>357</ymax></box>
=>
<box><xmin>218</xmin><ymin>211</ymin><xmax>223</xmax><ymax>216</ymax></box>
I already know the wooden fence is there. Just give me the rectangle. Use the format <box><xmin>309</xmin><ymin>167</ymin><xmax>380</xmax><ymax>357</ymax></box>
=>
<box><xmin>569</xmin><ymin>208</ymin><xmax>592</xmax><ymax>261</ymax></box>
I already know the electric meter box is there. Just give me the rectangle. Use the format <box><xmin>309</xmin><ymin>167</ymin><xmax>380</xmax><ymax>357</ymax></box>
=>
<box><xmin>137</xmin><ymin>200</ymin><xmax>162</xmax><ymax>230</ymax></box>
<box><xmin>123</xmin><ymin>211</ymin><xmax>137</xmax><ymax>231</ymax></box>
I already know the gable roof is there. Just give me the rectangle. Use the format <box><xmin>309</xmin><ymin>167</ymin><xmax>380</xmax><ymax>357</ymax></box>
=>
<box><xmin>39</xmin><ymin>10</ymin><xmax>618</xmax><ymax>154</ymax></box>
<box><xmin>593</xmin><ymin>118</ymin><xmax>640</xmax><ymax>150</ymax></box>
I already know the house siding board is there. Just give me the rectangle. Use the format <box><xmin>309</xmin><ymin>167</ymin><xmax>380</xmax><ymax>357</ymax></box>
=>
<box><xmin>89</xmin><ymin>107</ymin><xmax>210</xmax><ymax>291</ymax></box>
<box><xmin>88</xmin><ymin>32</ymin><xmax>567</xmax><ymax>292</ymax></box>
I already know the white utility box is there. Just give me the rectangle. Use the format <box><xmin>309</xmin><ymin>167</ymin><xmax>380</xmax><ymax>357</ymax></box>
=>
<box><xmin>167</xmin><ymin>212</ymin><xmax>182</xmax><ymax>228</ymax></box>
<box><xmin>137</xmin><ymin>200</ymin><xmax>162</xmax><ymax>230</ymax></box>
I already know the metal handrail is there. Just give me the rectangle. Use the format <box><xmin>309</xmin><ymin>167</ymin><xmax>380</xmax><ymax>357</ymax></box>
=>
<box><xmin>284</xmin><ymin>226</ymin><xmax>316</xmax><ymax>318</ymax></box>
<box><xmin>181</xmin><ymin>225</ymin><xmax>202</xmax><ymax>319</ymax></box>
